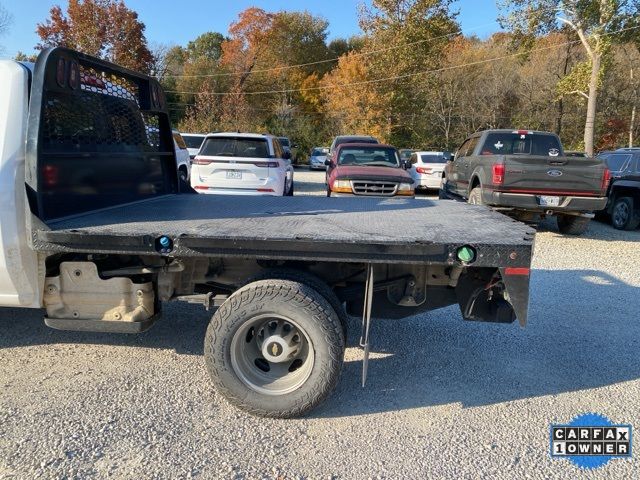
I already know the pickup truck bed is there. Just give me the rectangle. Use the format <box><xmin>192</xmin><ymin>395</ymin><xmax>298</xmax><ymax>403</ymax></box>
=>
<box><xmin>34</xmin><ymin>195</ymin><xmax>535</xmax><ymax>266</ymax></box>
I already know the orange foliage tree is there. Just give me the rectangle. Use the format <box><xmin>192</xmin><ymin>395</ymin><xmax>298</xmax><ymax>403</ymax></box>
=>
<box><xmin>36</xmin><ymin>0</ymin><xmax>153</xmax><ymax>73</ymax></box>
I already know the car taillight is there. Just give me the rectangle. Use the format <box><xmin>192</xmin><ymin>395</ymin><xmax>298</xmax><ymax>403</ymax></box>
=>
<box><xmin>253</xmin><ymin>161</ymin><xmax>279</xmax><ymax>168</ymax></box>
<box><xmin>43</xmin><ymin>165</ymin><xmax>59</xmax><ymax>187</ymax></box>
<box><xmin>601</xmin><ymin>168</ymin><xmax>611</xmax><ymax>191</ymax></box>
<box><xmin>193</xmin><ymin>157</ymin><xmax>212</xmax><ymax>165</ymax></box>
<box><xmin>492</xmin><ymin>163</ymin><xmax>505</xmax><ymax>185</ymax></box>
<box><xmin>416</xmin><ymin>167</ymin><xmax>432</xmax><ymax>174</ymax></box>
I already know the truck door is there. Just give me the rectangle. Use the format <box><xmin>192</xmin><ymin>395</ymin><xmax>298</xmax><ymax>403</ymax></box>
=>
<box><xmin>0</xmin><ymin>61</ymin><xmax>40</xmax><ymax>308</ymax></box>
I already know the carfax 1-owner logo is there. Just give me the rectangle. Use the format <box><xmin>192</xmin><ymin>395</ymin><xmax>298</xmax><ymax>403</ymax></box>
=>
<box><xmin>550</xmin><ymin>413</ymin><xmax>632</xmax><ymax>469</ymax></box>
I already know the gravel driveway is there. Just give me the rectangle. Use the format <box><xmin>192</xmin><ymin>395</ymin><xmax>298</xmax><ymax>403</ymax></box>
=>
<box><xmin>1</xmin><ymin>168</ymin><xmax>639</xmax><ymax>479</ymax></box>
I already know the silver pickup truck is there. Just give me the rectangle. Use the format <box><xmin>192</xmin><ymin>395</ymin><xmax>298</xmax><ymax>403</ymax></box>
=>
<box><xmin>441</xmin><ymin>129</ymin><xmax>609</xmax><ymax>235</ymax></box>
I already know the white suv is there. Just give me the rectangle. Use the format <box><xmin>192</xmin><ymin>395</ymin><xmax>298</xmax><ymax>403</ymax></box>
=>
<box><xmin>191</xmin><ymin>133</ymin><xmax>294</xmax><ymax>196</ymax></box>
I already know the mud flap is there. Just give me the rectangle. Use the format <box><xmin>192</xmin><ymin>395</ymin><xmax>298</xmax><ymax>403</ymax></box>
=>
<box><xmin>499</xmin><ymin>268</ymin><xmax>531</xmax><ymax>327</ymax></box>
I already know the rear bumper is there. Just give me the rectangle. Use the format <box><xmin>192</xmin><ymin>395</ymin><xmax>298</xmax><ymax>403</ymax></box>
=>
<box><xmin>415</xmin><ymin>176</ymin><xmax>442</xmax><ymax>189</ymax></box>
<box><xmin>483</xmin><ymin>190</ymin><xmax>608</xmax><ymax>213</ymax></box>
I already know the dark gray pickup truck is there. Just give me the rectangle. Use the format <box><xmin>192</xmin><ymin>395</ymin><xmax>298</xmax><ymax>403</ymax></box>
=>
<box><xmin>441</xmin><ymin>130</ymin><xmax>610</xmax><ymax>235</ymax></box>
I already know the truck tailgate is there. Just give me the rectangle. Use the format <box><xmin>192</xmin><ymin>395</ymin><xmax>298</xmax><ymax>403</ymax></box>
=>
<box><xmin>501</xmin><ymin>155</ymin><xmax>605</xmax><ymax>195</ymax></box>
<box><xmin>33</xmin><ymin>195</ymin><xmax>535</xmax><ymax>267</ymax></box>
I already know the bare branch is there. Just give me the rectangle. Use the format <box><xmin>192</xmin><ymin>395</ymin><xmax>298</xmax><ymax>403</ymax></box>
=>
<box><xmin>567</xmin><ymin>89</ymin><xmax>589</xmax><ymax>100</ymax></box>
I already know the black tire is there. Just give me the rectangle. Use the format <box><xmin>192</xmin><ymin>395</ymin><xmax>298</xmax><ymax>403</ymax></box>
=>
<box><xmin>468</xmin><ymin>186</ymin><xmax>483</xmax><ymax>205</ymax></box>
<box><xmin>556</xmin><ymin>215</ymin><xmax>591</xmax><ymax>235</ymax></box>
<box><xmin>178</xmin><ymin>168</ymin><xmax>188</xmax><ymax>183</ymax></box>
<box><xmin>204</xmin><ymin>279</ymin><xmax>345</xmax><ymax>418</ymax></box>
<box><xmin>326</xmin><ymin>186</ymin><xmax>331</xmax><ymax>197</ymax></box>
<box><xmin>611</xmin><ymin>197</ymin><xmax>640</xmax><ymax>230</ymax></box>
<box><xmin>287</xmin><ymin>181</ymin><xmax>295</xmax><ymax>196</ymax></box>
<box><xmin>247</xmin><ymin>269</ymin><xmax>348</xmax><ymax>341</ymax></box>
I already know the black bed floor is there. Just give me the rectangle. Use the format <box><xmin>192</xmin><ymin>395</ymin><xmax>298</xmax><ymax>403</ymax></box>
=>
<box><xmin>44</xmin><ymin>194</ymin><xmax>534</xmax><ymax>246</ymax></box>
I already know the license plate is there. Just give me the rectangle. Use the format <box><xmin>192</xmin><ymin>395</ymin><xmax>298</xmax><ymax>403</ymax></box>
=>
<box><xmin>538</xmin><ymin>195</ymin><xmax>560</xmax><ymax>207</ymax></box>
<box><xmin>226</xmin><ymin>171</ymin><xmax>242</xmax><ymax>179</ymax></box>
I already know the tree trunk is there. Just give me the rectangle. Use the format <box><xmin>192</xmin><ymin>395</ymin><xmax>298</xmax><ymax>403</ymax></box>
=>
<box><xmin>584</xmin><ymin>53</ymin><xmax>601</xmax><ymax>156</ymax></box>
<box><xmin>630</xmin><ymin>66</ymin><xmax>636</xmax><ymax>148</ymax></box>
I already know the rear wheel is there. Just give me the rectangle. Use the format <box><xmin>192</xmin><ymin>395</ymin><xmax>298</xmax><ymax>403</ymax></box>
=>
<box><xmin>287</xmin><ymin>181</ymin><xmax>295</xmax><ymax>196</ymax></box>
<box><xmin>204</xmin><ymin>280</ymin><xmax>345</xmax><ymax>418</ymax></box>
<box><xmin>611</xmin><ymin>197</ymin><xmax>639</xmax><ymax>230</ymax></box>
<box><xmin>468</xmin><ymin>186</ymin><xmax>483</xmax><ymax>205</ymax></box>
<box><xmin>557</xmin><ymin>215</ymin><xmax>590</xmax><ymax>235</ymax></box>
<box><xmin>326</xmin><ymin>186</ymin><xmax>331</xmax><ymax>197</ymax></box>
<box><xmin>178</xmin><ymin>167</ymin><xmax>188</xmax><ymax>183</ymax></box>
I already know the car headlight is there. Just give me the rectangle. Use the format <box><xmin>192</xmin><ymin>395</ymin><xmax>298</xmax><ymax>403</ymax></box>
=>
<box><xmin>331</xmin><ymin>179</ymin><xmax>352</xmax><ymax>193</ymax></box>
<box><xmin>397</xmin><ymin>183</ymin><xmax>415</xmax><ymax>195</ymax></box>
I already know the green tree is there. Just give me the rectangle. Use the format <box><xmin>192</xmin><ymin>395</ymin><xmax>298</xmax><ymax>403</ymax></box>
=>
<box><xmin>498</xmin><ymin>0</ymin><xmax>640</xmax><ymax>155</ymax></box>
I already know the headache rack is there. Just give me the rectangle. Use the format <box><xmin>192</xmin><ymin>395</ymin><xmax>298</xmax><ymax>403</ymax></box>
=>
<box><xmin>25</xmin><ymin>47</ymin><xmax>179</xmax><ymax>222</ymax></box>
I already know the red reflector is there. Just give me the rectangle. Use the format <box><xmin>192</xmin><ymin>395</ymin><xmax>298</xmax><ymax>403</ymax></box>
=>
<box><xmin>504</xmin><ymin>267</ymin><xmax>530</xmax><ymax>276</ymax></box>
<box><xmin>257</xmin><ymin>188</ymin><xmax>275</xmax><ymax>192</ymax></box>
<box><xmin>194</xmin><ymin>186</ymin><xmax>209</xmax><ymax>190</ymax></box>
<box><xmin>43</xmin><ymin>165</ymin><xmax>59</xmax><ymax>187</ymax></box>
<box><xmin>416</xmin><ymin>167</ymin><xmax>432</xmax><ymax>174</ymax></box>
<box><xmin>601</xmin><ymin>168</ymin><xmax>611</xmax><ymax>191</ymax></box>
<box><xmin>492</xmin><ymin>163</ymin><xmax>505</xmax><ymax>185</ymax></box>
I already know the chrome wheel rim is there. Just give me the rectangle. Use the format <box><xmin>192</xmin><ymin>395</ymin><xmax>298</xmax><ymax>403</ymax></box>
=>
<box><xmin>230</xmin><ymin>314</ymin><xmax>314</xmax><ymax>395</ymax></box>
<box><xmin>613</xmin><ymin>202</ymin><xmax>629</xmax><ymax>227</ymax></box>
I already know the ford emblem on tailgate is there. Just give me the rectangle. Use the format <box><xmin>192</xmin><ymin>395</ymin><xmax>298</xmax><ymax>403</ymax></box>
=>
<box><xmin>547</xmin><ymin>169</ymin><xmax>563</xmax><ymax>177</ymax></box>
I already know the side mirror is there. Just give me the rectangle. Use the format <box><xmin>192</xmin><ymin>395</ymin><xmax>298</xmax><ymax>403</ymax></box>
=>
<box><xmin>283</xmin><ymin>151</ymin><xmax>292</xmax><ymax>160</ymax></box>
<box><xmin>324</xmin><ymin>159</ymin><xmax>331</xmax><ymax>166</ymax></box>
<box><xmin>292</xmin><ymin>144</ymin><xmax>298</xmax><ymax>149</ymax></box>
<box><xmin>402</xmin><ymin>160</ymin><xmax>411</xmax><ymax>170</ymax></box>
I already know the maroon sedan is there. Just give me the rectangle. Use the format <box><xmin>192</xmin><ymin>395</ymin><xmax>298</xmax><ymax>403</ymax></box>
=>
<box><xmin>325</xmin><ymin>143</ymin><xmax>415</xmax><ymax>197</ymax></box>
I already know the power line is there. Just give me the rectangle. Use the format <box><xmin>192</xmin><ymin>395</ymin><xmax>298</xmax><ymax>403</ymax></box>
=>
<box><xmin>160</xmin><ymin>20</ymin><xmax>499</xmax><ymax>80</ymax></box>
<box><xmin>165</xmin><ymin>23</ymin><xmax>640</xmax><ymax>97</ymax></box>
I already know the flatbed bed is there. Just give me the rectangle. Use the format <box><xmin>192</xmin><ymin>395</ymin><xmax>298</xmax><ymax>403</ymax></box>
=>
<box><xmin>35</xmin><ymin>195</ymin><xmax>535</xmax><ymax>266</ymax></box>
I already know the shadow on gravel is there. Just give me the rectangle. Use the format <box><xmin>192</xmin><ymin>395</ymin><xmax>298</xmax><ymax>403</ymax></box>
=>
<box><xmin>536</xmin><ymin>216</ymin><xmax>640</xmax><ymax>241</ymax></box>
<box><xmin>1</xmin><ymin>269</ymin><xmax>638</xmax><ymax>419</ymax></box>
<box><xmin>316</xmin><ymin>268</ymin><xmax>640</xmax><ymax>418</ymax></box>
<box><xmin>0</xmin><ymin>302</ymin><xmax>209</xmax><ymax>356</ymax></box>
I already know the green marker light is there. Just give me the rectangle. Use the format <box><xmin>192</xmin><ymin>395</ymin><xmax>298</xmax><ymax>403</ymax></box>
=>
<box><xmin>457</xmin><ymin>246</ymin><xmax>476</xmax><ymax>263</ymax></box>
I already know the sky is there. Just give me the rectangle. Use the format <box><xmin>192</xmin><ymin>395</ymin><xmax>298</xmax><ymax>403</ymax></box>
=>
<box><xmin>0</xmin><ymin>0</ymin><xmax>501</xmax><ymax>59</ymax></box>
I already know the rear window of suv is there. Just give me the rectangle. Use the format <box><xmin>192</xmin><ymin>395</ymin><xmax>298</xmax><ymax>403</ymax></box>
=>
<box><xmin>182</xmin><ymin>135</ymin><xmax>205</xmax><ymax>149</ymax></box>
<box><xmin>481</xmin><ymin>133</ymin><xmax>562</xmax><ymax>156</ymax></box>
<box><xmin>200</xmin><ymin>137</ymin><xmax>270</xmax><ymax>158</ymax></box>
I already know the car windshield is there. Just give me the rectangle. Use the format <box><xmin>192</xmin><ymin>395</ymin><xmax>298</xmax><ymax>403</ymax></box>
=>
<box><xmin>400</xmin><ymin>150</ymin><xmax>414</xmax><ymax>160</ymax></box>
<box><xmin>279</xmin><ymin>138</ymin><xmax>291</xmax><ymax>147</ymax></box>
<box><xmin>338</xmin><ymin>147</ymin><xmax>399</xmax><ymax>167</ymax></box>
<box><xmin>420</xmin><ymin>154</ymin><xmax>447</xmax><ymax>164</ymax></box>
<box><xmin>311</xmin><ymin>148</ymin><xmax>327</xmax><ymax>156</ymax></box>
<box><xmin>182</xmin><ymin>135</ymin><xmax>205</xmax><ymax>149</ymax></box>
<box><xmin>481</xmin><ymin>133</ymin><xmax>562</xmax><ymax>156</ymax></box>
<box><xmin>200</xmin><ymin>137</ymin><xmax>269</xmax><ymax>158</ymax></box>
<box><xmin>605</xmin><ymin>153</ymin><xmax>632</xmax><ymax>172</ymax></box>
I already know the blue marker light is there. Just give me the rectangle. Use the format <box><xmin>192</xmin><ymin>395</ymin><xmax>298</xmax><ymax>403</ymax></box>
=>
<box><xmin>159</xmin><ymin>236</ymin><xmax>171</xmax><ymax>248</ymax></box>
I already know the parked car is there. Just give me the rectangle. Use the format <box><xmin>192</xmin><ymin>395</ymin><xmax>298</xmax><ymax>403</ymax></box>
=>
<box><xmin>329</xmin><ymin>135</ymin><xmax>378</xmax><ymax>154</ymax></box>
<box><xmin>181</xmin><ymin>133</ymin><xmax>207</xmax><ymax>159</ymax></box>
<box><xmin>191</xmin><ymin>133</ymin><xmax>294</xmax><ymax>196</ymax></box>
<box><xmin>172</xmin><ymin>130</ymin><xmax>191</xmax><ymax>182</ymax></box>
<box><xmin>399</xmin><ymin>149</ymin><xmax>416</xmax><ymax>163</ymax></box>
<box><xmin>409</xmin><ymin>151</ymin><xmax>451</xmax><ymax>192</ymax></box>
<box><xmin>325</xmin><ymin>143</ymin><xmax>414</xmax><ymax>197</ymax></box>
<box><xmin>597</xmin><ymin>148</ymin><xmax>640</xmax><ymax>230</ymax></box>
<box><xmin>441</xmin><ymin>129</ymin><xmax>609</xmax><ymax>235</ymax></box>
<box><xmin>309</xmin><ymin>147</ymin><xmax>330</xmax><ymax>170</ymax></box>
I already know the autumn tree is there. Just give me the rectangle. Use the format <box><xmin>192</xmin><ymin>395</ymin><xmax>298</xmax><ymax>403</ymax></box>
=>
<box><xmin>359</xmin><ymin>0</ymin><xmax>459</xmax><ymax>146</ymax></box>
<box><xmin>498</xmin><ymin>0</ymin><xmax>640</xmax><ymax>155</ymax></box>
<box><xmin>36</xmin><ymin>0</ymin><xmax>153</xmax><ymax>73</ymax></box>
<box><xmin>320</xmin><ymin>53</ymin><xmax>391</xmax><ymax>141</ymax></box>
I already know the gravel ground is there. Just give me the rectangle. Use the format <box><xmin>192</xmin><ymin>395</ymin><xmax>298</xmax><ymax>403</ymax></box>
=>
<box><xmin>1</xmin><ymin>168</ymin><xmax>639</xmax><ymax>479</ymax></box>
